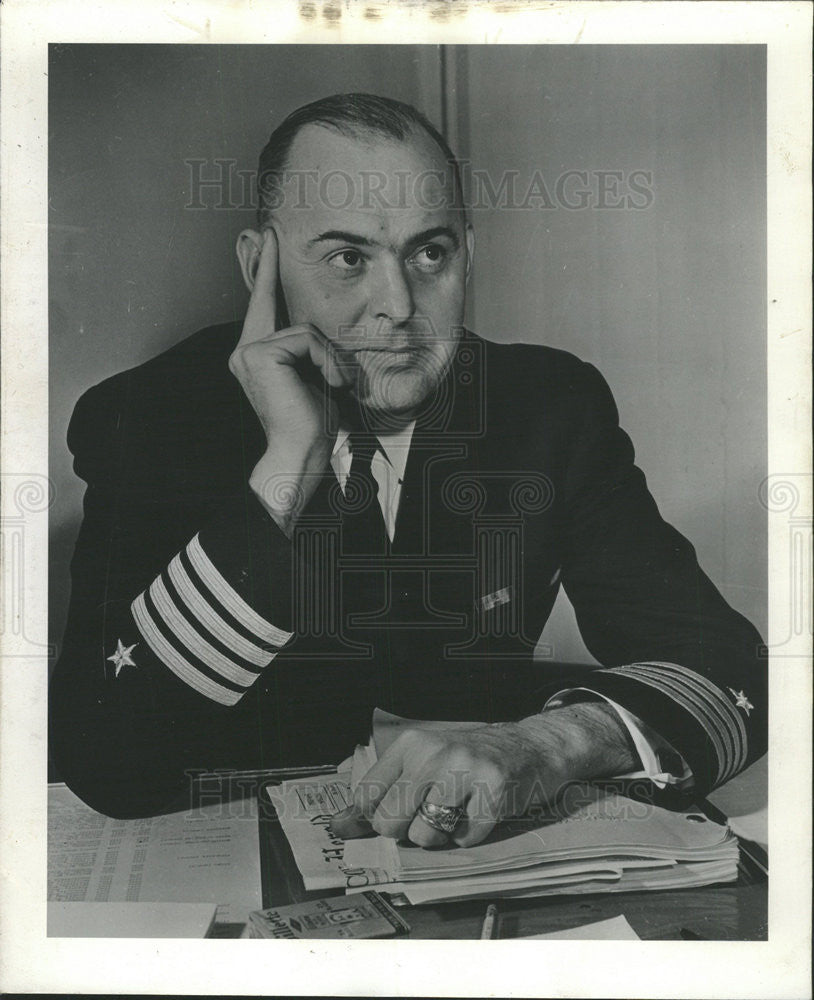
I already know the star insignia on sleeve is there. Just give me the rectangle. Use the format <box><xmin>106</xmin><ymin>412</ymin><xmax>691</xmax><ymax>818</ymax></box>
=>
<box><xmin>727</xmin><ymin>687</ymin><xmax>754</xmax><ymax>716</ymax></box>
<box><xmin>107</xmin><ymin>639</ymin><xmax>138</xmax><ymax>677</ymax></box>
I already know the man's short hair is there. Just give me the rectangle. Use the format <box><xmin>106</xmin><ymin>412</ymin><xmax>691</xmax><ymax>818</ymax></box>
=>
<box><xmin>256</xmin><ymin>92</ymin><xmax>465</xmax><ymax>225</ymax></box>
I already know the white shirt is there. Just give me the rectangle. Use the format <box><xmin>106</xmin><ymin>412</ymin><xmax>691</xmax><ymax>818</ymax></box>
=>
<box><xmin>330</xmin><ymin>422</ymin><xmax>415</xmax><ymax>542</ymax></box>
<box><xmin>333</xmin><ymin>425</ymin><xmax>692</xmax><ymax>788</ymax></box>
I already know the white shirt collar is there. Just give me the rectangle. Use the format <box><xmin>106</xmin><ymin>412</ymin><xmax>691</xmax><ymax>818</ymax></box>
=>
<box><xmin>332</xmin><ymin>421</ymin><xmax>416</xmax><ymax>483</ymax></box>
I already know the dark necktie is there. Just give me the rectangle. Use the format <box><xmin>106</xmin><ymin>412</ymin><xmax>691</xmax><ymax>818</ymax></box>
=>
<box><xmin>340</xmin><ymin>432</ymin><xmax>389</xmax><ymax>555</ymax></box>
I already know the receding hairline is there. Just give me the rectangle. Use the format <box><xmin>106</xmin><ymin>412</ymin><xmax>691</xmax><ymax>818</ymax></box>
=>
<box><xmin>256</xmin><ymin>96</ymin><xmax>467</xmax><ymax>225</ymax></box>
<box><xmin>280</xmin><ymin>119</ymin><xmax>454</xmax><ymax>172</ymax></box>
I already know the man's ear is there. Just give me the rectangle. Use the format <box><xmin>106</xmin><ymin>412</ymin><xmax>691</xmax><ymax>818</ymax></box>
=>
<box><xmin>236</xmin><ymin>229</ymin><xmax>264</xmax><ymax>292</ymax></box>
<box><xmin>464</xmin><ymin>223</ymin><xmax>475</xmax><ymax>284</ymax></box>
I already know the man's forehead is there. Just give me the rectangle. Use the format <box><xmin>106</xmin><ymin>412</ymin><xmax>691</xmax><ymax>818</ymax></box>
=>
<box><xmin>273</xmin><ymin>122</ymin><xmax>460</xmax><ymax>236</ymax></box>
<box><xmin>279</xmin><ymin>203</ymin><xmax>460</xmax><ymax>249</ymax></box>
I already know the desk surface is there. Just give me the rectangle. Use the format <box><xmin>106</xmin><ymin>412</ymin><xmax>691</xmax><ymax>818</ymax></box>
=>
<box><xmin>381</xmin><ymin>885</ymin><xmax>767</xmax><ymax>941</ymax></box>
<box><xmin>47</xmin><ymin>765</ymin><xmax>768</xmax><ymax>941</ymax></box>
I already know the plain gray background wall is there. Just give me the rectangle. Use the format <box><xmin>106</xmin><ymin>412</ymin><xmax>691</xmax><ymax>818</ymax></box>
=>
<box><xmin>49</xmin><ymin>44</ymin><xmax>767</xmax><ymax>665</ymax></box>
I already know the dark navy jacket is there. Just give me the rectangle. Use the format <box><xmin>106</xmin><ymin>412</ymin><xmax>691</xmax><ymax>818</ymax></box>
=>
<box><xmin>49</xmin><ymin>323</ymin><xmax>766</xmax><ymax>817</ymax></box>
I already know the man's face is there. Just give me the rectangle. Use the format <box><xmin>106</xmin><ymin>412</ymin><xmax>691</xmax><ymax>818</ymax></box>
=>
<box><xmin>266</xmin><ymin>124</ymin><xmax>473</xmax><ymax>422</ymax></box>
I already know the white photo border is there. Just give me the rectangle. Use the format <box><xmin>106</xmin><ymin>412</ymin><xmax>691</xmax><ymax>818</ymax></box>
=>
<box><xmin>1</xmin><ymin>1</ymin><xmax>811</xmax><ymax>996</ymax></box>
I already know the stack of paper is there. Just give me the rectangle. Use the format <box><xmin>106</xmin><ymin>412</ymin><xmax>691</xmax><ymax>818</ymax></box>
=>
<box><xmin>345</xmin><ymin>769</ymin><xmax>738</xmax><ymax>904</ymax></box>
<box><xmin>267</xmin><ymin>712</ymin><xmax>740</xmax><ymax>907</ymax></box>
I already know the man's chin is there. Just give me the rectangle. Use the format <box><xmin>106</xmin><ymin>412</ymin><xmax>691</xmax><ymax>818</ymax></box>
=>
<box><xmin>352</xmin><ymin>367</ymin><xmax>440</xmax><ymax>426</ymax></box>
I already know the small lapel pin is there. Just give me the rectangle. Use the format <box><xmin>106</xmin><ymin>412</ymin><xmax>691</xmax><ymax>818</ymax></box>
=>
<box><xmin>478</xmin><ymin>587</ymin><xmax>511</xmax><ymax>612</ymax></box>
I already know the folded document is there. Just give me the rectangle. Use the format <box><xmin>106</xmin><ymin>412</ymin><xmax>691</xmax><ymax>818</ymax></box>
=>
<box><xmin>266</xmin><ymin>712</ymin><xmax>739</xmax><ymax>906</ymax></box>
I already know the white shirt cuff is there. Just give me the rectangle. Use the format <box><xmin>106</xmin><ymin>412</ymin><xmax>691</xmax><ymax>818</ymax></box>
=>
<box><xmin>543</xmin><ymin>687</ymin><xmax>694</xmax><ymax>790</ymax></box>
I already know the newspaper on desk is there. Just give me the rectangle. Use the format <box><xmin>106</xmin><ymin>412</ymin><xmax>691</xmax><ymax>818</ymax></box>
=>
<box><xmin>48</xmin><ymin>782</ymin><xmax>263</xmax><ymax>927</ymax></box>
<box><xmin>267</xmin><ymin>769</ymin><xmax>358</xmax><ymax>889</ymax></box>
<box><xmin>265</xmin><ymin>749</ymin><xmax>392</xmax><ymax>890</ymax></box>
<box><xmin>267</xmin><ymin>710</ymin><xmax>740</xmax><ymax>905</ymax></box>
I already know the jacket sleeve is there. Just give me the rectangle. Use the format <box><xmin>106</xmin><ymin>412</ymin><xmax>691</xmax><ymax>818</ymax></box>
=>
<box><xmin>49</xmin><ymin>382</ymin><xmax>301</xmax><ymax>818</ymax></box>
<box><xmin>557</xmin><ymin>361</ymin><xmax>767</xmax><ymax>796</ymax></box>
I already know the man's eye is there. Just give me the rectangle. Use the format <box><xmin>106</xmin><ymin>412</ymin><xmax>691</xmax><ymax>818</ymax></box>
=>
<box><xmin>412</xmin><ymin>244</ymin><xmax>447</xmax><ymax>271</ymax></box>
<box><xmin>328</xmin><ymin>249</ymin><xmax>364</xmax><ymax>270</ymax></box>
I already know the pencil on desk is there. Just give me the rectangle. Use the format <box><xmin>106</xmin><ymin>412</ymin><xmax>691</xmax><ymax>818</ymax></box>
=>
<box><xmin>480</xmin><ymin>903</ymin><xmax>499</xmax><ymax>939</ymax></box>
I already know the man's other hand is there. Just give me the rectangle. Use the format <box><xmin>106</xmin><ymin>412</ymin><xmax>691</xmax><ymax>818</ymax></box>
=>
<box><xmin>330</xmin><ymin>703</ymin><xmax>639</xmax><ymax>848</ymax></box>
<box><xmin>230</xmin><ymin>228</ymin><xmax>352</xmax><ymax>534</ymax></box>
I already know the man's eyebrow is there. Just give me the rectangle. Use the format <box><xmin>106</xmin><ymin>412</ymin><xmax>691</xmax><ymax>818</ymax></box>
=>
<box><xmin>408</xmin><ymin>226</ymin><xmax>461</xmax><ymax>251</ymax></box>
<box><xmin>307</xmin><ymin>226</ymin><xmax>461</xmax><ymax>251</ymax></box>
<box><xmin>308</xmin><ymin>230</ymin><xmax>379</xmax><ymax>249</ymax></box>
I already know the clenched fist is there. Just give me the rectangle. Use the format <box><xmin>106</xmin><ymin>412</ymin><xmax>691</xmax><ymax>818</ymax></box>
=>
<box><xmin>330</xmin><ymin>701</ymin><xmax>638</xmax><ymax>848</ymax></box>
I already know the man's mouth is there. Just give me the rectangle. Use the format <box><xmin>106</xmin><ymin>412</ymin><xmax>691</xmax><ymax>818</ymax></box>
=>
<box><xmin>353</xmin><ymin>346</ymin><xmax>420</xmax><ymax>360</ymax></box>
<box><xmin>355</xmin><ymin>345</ymin><xmax>416</xmax><ymax>353</ymax></box>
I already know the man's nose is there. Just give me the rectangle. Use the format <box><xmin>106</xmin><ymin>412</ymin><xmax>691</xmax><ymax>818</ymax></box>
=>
<box><xmin>368</xmin><ymin>259</ymin><xmax>415</xmax><ymax>326</ymax></box>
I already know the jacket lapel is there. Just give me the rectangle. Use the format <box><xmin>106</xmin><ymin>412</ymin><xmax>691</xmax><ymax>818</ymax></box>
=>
<box><xmin>391</xmin><ymin>335</ymin><xmax>483</xmax><ymax>557</ymax></box>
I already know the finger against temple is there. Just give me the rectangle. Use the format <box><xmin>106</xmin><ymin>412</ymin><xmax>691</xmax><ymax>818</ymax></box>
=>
<box><xmin>239</xmin><ymin>227</ymin><xmax>279</xmax><ymax>345</ymax></box>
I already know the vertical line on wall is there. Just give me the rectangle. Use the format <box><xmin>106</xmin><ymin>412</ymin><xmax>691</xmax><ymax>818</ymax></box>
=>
<box><xmin>439</xmin><ymin>45</ymin><xmax>448</xmax><ymax>137</ymax></box>
<box><xmin>439</xmin><ymin>46</ymin><xmax>474</xmax><ymax>331</ymax></box>
<box><xmin>414</xmin><ymin>44</ymin><xmax>444</xmax><ymax>135</ymax></box>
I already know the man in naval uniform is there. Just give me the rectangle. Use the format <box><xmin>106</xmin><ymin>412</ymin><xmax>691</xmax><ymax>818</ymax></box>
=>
<box><xmin>49</xmin><ymin>94</ymin><xmax>765</xmax><ymax>848</ymax></box>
